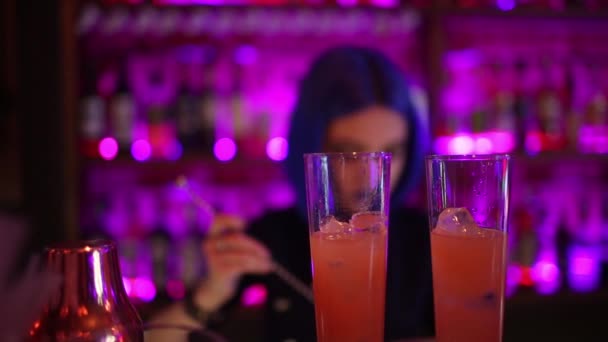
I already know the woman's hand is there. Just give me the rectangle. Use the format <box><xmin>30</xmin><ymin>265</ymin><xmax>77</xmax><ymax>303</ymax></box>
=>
<box><xmin>194</xmin><ymin>214</ymin><xmax>273</xmax><ymax>311</ymax></box>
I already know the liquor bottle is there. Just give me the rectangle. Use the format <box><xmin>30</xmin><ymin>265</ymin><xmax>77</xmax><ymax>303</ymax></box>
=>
<box><xmin>173</xmin><ymin>85</ymin><xmax>201</xmax><ymax>149</ymax></box>
<box><xmin>110</xmin><ymin>74</ymin><xmax>135</xmax><ymax>151</ymax></box>
<box><xmin>584</xmin><ymin>63</ymin><xmax>608</xmax><ymax>153</ymax></box>
<box><xmin>493</xmin><ymin>61</ymin><xmax>517</xmax><ymax>137</ymax></box>
<box><xmin>565</xmin><ymin>60</ymin><xmax>582</xmax><ymax>151</ymax></box>
<box><xmin>471</xmin><ymin>106</ymin><xmax>486</xmax><ymax>134</ymax></box>
<box><xmin>147</xmin><ymin>227</ymin><xmax>172</xmax><ymax>294</ymax></box>
<box><xmin>512</xmin><ymin>59</ymin><xmax>534</xmax><ymax>152</ymax></box>
<box><xmin>198</xmin><ymin>87</ymin><xmax>216</xmax><ymax>152</ymax></box>
<box><xmin>179</xmin><ymin>230</ymin><xmax>205</xmax><ymax>289</ymax></box>
<box><xmin>535</xmin><ymin>58</ymin><xmax>565</xmax><ymax>151</ymax></box>
<box><xmin>199</xmin><ymin>61</ymin><xmax>218</xmax><ymax>151</ymax></box>
<box><xmin>80</xmin><ymin>72</ymin><xmax>106</xmax><ymax>158</ymax></box>
<box><xmin>147</xmin><ymin>105</ymin><xmax>176</xmax><ymax>159</ymax></box>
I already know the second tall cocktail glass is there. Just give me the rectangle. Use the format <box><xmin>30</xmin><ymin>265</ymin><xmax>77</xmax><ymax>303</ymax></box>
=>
<box><xmin>304</xmin><ymin>152</ymin><xmax>391</xmax><ymax>342</ymax></box>
<box><xmin>426</xmin><ymin>154</ymin><xmax>511</xmax><ymax>342</ymax></box>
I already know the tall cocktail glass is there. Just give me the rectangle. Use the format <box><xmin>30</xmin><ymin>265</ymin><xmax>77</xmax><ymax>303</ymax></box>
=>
<box><xmin>426</xmin><ymin>154</ymin><xmax>511</xmax><ymax>342</ymax></box>
<box><xmin>304</xmin><ymin>152</ymin><xmax>391</xmax><ymax>342</ymax></box>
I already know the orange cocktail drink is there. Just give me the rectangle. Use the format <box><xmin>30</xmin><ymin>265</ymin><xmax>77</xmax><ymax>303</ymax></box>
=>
<box><xmin>431</xmin><ymin>212</ymin><xmax>506</xmax><ymax>342</ymax></box>
<box><xmin>304</xmin><ymin>152</ymin><xmax>391</xmax><ymax>342</ymax></box>
<box><xmin>426</xmin><ymin>155</ymin><xmax>511</xmax><ymax>342</ymax></box>
<box><xmin>310</xmin><ymin>214</ymin><xmax>387</xmax><ymax>342</ymax></box>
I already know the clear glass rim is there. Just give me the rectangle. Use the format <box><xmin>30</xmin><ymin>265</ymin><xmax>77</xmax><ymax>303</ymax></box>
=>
<box><xmin>303</xmin><ymin>151</ymin><xmax>392</xmax><ymax>159</ymax></box>
<box><xmin>425</xmin><ymin>154</ymin><xmax>511</xmax><ymax>161</ymax></box>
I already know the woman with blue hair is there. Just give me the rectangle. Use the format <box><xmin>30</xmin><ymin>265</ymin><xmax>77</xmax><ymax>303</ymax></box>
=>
<box><xmin>155</xmin><ymin>46</ymin><xmax>434</xmax><ymax>341</ymax></box>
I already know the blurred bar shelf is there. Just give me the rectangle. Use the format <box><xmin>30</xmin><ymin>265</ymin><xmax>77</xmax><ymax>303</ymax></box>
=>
<box><xmin>435</xmin><ymin>7</ymin><xmax>608</xmax><ymax>19</ymax></box>
<box><xmin>58</xmin><ymin>0</ymin><xmax>608</xmax><ymax>310</ymax></box>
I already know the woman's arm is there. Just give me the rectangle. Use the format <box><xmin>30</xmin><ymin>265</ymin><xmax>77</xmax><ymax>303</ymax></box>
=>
<box><xmin>148</xmin><ymin>214</ymin><xmax>272</xmax><ymax>328</ymax></box>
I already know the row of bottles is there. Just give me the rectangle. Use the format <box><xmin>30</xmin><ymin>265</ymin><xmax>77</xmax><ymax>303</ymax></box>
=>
<box><xmin>80</xmin><ymin>45</ymin><xmax>279</xmax><ymax>161</ymax></box>
<box><xmin>98</xmin><ymin>0</ymin><xmax>608</xmax><ymax>9</ymax></box>
<box><xmin>508</xmin><ymin>164</ymin><xmax>608</xmax><ymax>296</ymax></box>
<box><xmin>438</xmin><ymin>52</ymin><xmax>608</xmax><ymax>154</ymax></box>
<box><xmin>100</xmin><ymin>0</ymin><xmax>430</xmax><ymax>8</ymax></box>
<box><xmin>82</xmin><ymin>173</ymin><xmax>295</xmax><ymax>300</ymax></box>
<box><xmin>82</xmin><ymin>172</ymin><xmax>294</xmax><ymax>238</ymax></box>
<box><xmin>114</xmin><ymin>230</ymin><xmax>203</xmax><ymax>302</ymax></box>
<box><xmin>78</xmin><ymin>4</ymin><xmax>420</xmax><ymax>44</ymax></box>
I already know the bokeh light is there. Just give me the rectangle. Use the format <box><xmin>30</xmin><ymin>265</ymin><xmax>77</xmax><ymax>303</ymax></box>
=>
<box><xmin>266</xmin><ymin>137</ymin><xmax>289</xmax><ymax>161</ymax></box>
<box><xmin>131</xmin><ymin>139</ymin><xmax>152</xmax><ymax>162</ymax></box>
<box><xmin>99</xmin><ymin>137</ymin><xmax>119</xmax><ymax>160</ymax></box>
<box><xmin>214</xmin><ymin>138</ymin><xmax>237</xmax><ymax>162</ymax></box>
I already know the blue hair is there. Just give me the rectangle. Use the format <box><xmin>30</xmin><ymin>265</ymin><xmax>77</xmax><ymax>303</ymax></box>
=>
<box><xmin>285</xmin><ymin>46</ymin><xmax>430</xmax><ymax>216</ymax></box>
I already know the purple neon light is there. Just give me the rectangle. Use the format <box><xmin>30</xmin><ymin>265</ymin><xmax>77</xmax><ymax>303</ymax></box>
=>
<box><xmin>234</xmin><ymin>45</ymin><xmax>258</xmax><ymax>66</ymax></box>
<box><xmin>579</xmin><ymin>126</ymin><xmax>608</xmax><ymax>153</ymax></box>
<box><xmin>531</xmin><ymin>256</ymin><xmax>561</xmax><ymax>295</ymax></box>
<box><xmin>496</xmin><ymin>0</ymin><xmax>516</xmax><ymax>11</ymax></box>
<box><xmin>525</xmin><ymin>133</ymin><xmax>542</xmax><ymax>155</ymax></box>
<box><xmin>266</xmin><ymin>137</ymin><xmax>288</xmax><ymax>161</ymax></box>
<box><xmin>475</xmin><ymin>137</ymin><xmax>493</xmax><ymax>154</ymax></box>
<box><xmin>132</xmin><ymin>277</ymin><xmax>157</xmax><ymax>302</ymax></box>
<box><xmin>131</xmin><ymin>139</ymin><xmax>152</xmax><ymax>161</ymax></box>
<box><xmin>568</xmin><ymin>245</ymin><xmax>601</xmax><ymax>293</ymax></box>
<box><xmin>370</xmin><ymin>0</ymin><xmax>398</xmax><ymax>8</ymax></box>
<box><xmin>99</xmin><ymin>137</ymin><xmax>119</xmax><ymax>160</ymax></box>
<box><xmin>506</xmin><ymin>264</ymin><xmax>522</xmax><ymax>297</ymax></box>
<box><xmin>448</xmin><ymin>135</ymin><xmax>474</xmax><ymax>154</ymax></box>
<box><xmin>434</xmin><ymin>132</ymin><xmax>515</xmax><ymax>155</ymax></box>
<box><xmin>214</xmin><ymin>138</ymin><xmax>237</xmax><ymax>162</ymax></box>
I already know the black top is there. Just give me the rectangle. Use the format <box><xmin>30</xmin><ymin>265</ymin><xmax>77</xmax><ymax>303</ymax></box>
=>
<box><xmin>210</xmin><ymin>206</ymin><xmax>434</xmax><ymax>342</ymax></box>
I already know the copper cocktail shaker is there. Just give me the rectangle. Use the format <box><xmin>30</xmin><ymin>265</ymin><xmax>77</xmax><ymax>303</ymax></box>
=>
<box><xmin>29</xmin><ymin>240</ymin><xmax>143</xmax><ymax>341</ymax></box>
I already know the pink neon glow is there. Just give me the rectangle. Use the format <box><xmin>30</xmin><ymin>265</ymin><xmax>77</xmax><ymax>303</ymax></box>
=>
<box><xmin>579</xmin><ymin>126</ymin><xmax>608</xmax><ymax>153</ymax></box>
<box><xmin>131</xmin><ymin>139</ymin><xmax>152</xmax><ymax>162</ymax></box>
<box><xmin>122</xmin><ymin>277</ymin><xmax>132</xmax><ymax>297</ymax></box>
<box><xmin>266</xmin><ymin>137</ymin><xmax>288</xmax><ymax>161</ymax></box>
<box><xmin>568</xmin><ymin>245</ymin><xmax>601</xmax><ymax>293</ymax></box>
<box><xmin>496</xmin><ymin>0</ymin><xmax>516</xmax><ymax>11</ymax></box>
<box><xmin>474</xmin><ymin>137</ymin><xmax>493</xmax><ymax>154</ymax></box>
<box><xmin>531</xmin><ymin>259</ymin><xmax>560</xmax><ymax>295</ymax></box>
<box><xmin>241</xmin><ymin>284</ymin><xmax>267</xmax><ymax>307</ymax></box>
<box><xmin>370</xmin><ymin>0</ymin><xmax>399</xmax><ymax>8</ymax></box>
<box><xmin>486</xmin><ymin>131</ymin><xmax>516</xmax><ymax>153</ymax></box>
<box><xmin>525</xmin><ymin>132</ymin><xmax>542</xmax><ymax>154</ymax></box>
<box><xmin>234</xmin><ymin>45</ymin><xmax>258</xmax><ymax>66</ymax></box>
<box><xmin>213</xmin><ymin>138</ymin><xmax>237</xmax><ymax>162</ymax></box>
<box><xmin>99</xmin><ymin>137</ymin><xmax>119</xmax><ymax>160</ymax></box>
<box><xmin>448</xmin><ymin>135</ymin><xmax>475</xmax><ymax>155</ymax></box>
<box><xmin>166</xmin><ymin>279</ymin><xmax>186</xmax><ymax>300</ymax></box>
<box><xmin>132</xmin><ymin>277</ymin><xmax>157</xmax><ymax>302</ymax></box>
<box><xmin>506</xmin><ymin>264</ymin><xmax>522</xmax><ymax>297</ymax></box>
<box><xmin>434</xmin><ymin>132</ymin><xmax>515</xmax><ymax>155</ymax></box>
